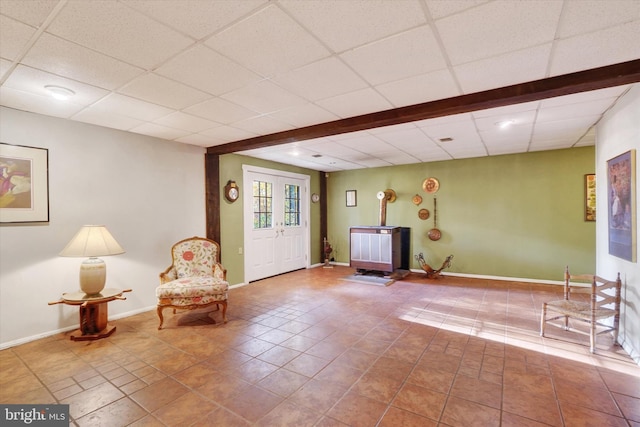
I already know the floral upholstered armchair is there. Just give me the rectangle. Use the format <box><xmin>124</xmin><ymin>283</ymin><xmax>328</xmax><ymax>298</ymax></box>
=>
<box><xmin>156</xmin><ymin>237</ymin><xmax>228</xmax><ymax>329</ymax></box>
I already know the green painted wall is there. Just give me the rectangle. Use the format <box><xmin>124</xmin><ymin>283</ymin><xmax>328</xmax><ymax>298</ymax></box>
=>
<box><xmin>219</xmin><ymin>153</ymin><xmax>322</xmax><ymax>285</ymax></box>
<box><xmin>219</xmin><ymin>147</ymin><xmax>595</xmax><ymax>283</ymax></box>
<box><xmin>326</xmin><ymin>147</ymin><xmax>596</xmax><ymax>281</ymax></box>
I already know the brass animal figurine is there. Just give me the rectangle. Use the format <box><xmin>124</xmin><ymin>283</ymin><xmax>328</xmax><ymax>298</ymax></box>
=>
<box><xmin>415</xmin><ymin>253</ymin><xmax>453</xmax><ymax>279</ymax></box>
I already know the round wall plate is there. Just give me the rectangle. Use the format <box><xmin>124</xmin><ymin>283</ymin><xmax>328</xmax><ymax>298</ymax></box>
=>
<box><xmin>418</xmin><ymin>208</ymin><xmax>430</xmax><ymax>220</ymax></box>
<box><xmin>412</xmin><ymin>194</ymin><xmax>423</xmax><ymax>205</ymax></box>
<box><xmin>422</xmin><ymin>177</ymin><xmax>440</xmax><ymax>194</ymax></box>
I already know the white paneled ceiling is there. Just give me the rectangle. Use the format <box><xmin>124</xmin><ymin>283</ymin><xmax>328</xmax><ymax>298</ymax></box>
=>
<box><xmin>1</xmin><ymin>0</ymin><xmax>639</xmax><ymax>171</ymax></box>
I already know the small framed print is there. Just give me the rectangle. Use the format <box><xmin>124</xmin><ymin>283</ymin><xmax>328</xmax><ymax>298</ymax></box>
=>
<box><xmin>0</xmin><ymin>143</ymin><xmax>49</xmax><ymax>223</ymax></box>
<box><xmin>585</xmin><ymin>174</ymin><xmax>596</xmax><ymax>221</ymax></box>
<box><xmin>346</xmin><ymin>190</ymin><xmax>357</xmax><ymax>207</ymax></box>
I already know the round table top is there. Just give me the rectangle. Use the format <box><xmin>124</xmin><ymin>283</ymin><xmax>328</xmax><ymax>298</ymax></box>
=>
<box><xmin>61</xmin><ymin>288</ymin><xmax>124</xmax><ymax>302</ymax></box>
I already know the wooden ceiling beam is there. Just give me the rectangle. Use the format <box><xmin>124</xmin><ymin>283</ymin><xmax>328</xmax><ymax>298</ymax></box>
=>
<box><xmin>206</xmin><ymin>59</ymin><xmax>640</xmax><ymax>155</ymax></box>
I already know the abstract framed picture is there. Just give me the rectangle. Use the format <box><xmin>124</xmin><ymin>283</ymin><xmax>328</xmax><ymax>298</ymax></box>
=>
<box><xmin>607</xmin><ymin>149</ymin><xmax>636</xmax><ymax>262</ymax></box>
<box><xmin>0</xmin><ymin>143</ymin><xmax>49</xmax><ymax>223</ymax></box>
<box><xmin>585</xmin><ymin>173</ymin><xmax>596</xmax><ymax>221</ymax></box>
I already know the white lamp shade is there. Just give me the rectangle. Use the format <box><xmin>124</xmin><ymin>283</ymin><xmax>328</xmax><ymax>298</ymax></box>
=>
<box><xmin>59</xmin><ymin>225</ymin><xmax>125</xmax><ymax>257</ymax></box>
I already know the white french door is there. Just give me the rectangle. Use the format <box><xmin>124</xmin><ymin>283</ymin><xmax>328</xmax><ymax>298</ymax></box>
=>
<box><xmin>243</xmin><ymin>165</ymin><xmax>309</xmax><ymax>282</ymax></box>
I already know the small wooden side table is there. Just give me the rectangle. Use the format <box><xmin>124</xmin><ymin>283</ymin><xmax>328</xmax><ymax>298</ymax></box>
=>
<box><xmin>49</xmin><ymin>288</ymin><xmax>132</xmax><ymax>341</ymax></box>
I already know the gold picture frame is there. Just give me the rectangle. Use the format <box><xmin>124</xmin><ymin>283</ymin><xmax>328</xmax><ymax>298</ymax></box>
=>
<box><xmin>585</xmin><ymin>173</ymin><xmax>596</xmax><ymax>221</ymax></box>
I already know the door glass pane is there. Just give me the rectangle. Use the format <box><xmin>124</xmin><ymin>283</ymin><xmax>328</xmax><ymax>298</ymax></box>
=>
<box><xmin>284</xmin><ymin>184</ymin><xmax>300</xmax><ymax>226</ymax></box>
<box><xmin>253</xmin><ymin>180</ymin><xmax>272</xmax><ymax>229</ymax></box>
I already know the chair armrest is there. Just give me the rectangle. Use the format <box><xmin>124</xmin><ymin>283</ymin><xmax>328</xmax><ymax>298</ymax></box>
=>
<box><xmin>214</xmin><ymin>263</ymin><xmax>227</xmax><ymax>280</ymax></box>
<box><xmin>159</xmin><ymin>266</ymin><xmax>177</xmax><ymax>284</ymax></box>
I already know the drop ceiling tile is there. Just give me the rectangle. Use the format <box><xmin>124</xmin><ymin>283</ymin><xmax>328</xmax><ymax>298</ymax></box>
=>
<box><xmin>0</xmin><ymin>58</ymin><xmax>12</xmax><ymax>80</ymax></box>
<box><xmin>185</xmin><ymin>97</ymin><xmax>258</xmax><ymax>124</ymax></box>
<box><xmin>175</xmin><ymin>133</ymin><xmax>224</xmax><ymax>147</ymax></box>
<box><xmin>0</xmin><ymin>0</ymin><xmax>59</xmax><ymax>27</ymax></box>
<box><xmin>0</xmin><ymin>86</ymin><xmax>84</xmax><ymax>118</ymax></box>
<box><xmin>119</xmin><ymin>73</ymin><xmax>210</xmax><ymax>109</ymax></box>
<box><xmin>533</xmin><ymin>117</ymin><xmax>599</xmax><ymax>141</ymax></box>
<box><xmin>549</xmin><ymin>21</ymin><xmax>640</xmax><ymax>76</ymax></box>
<box><xmin>0</xmin><ymin>15</ymin><xmax>37</xmax><ymax>61</ymax></box>
<box><xmin>556</xmin><ymin>0</ymin><xmax>640</xmax><ymax>39</ymax></box>
<box><xmin>273</xmin><ymin>57</ymin><xmax>368</xmax><ymax>101</ymax></box>
<box><xmin>22</xmin><ymin>33</ymin><xmax>145</xmax><ymax>90</ymax></box>
<box><xmin>454</xmin><ymin>44</ymin><xmax>552</xmax><ymax>94</ymax></box>
<box><xmin>280</xmin><ymin>0</ymin><xmax>426</xmax><ymax>52</ymax></box>
<box><xmin>269</xmin><ymin>103</ymin><xmax>339</xmax><ymax>128</ymax></box>
<box><xmin>334</xmin><ymin>134</ymin><xmax>393</xmax><ymax>155</ymax></box>
<box><xmin>3</xmin><ymin>65</ymin><xmax>109</xmax><ymax>104</ymax></box>
<box><xmin>340</xmin><ymin>25</ymin><xmax>447</xmax><ymax>86</ymax></box>
<box><xmin>537</xmin><ymin>98</ymin><xmax>617</xmax><ymax>123</ymax></box>
<box><xmin>376</xmin><ymin>128</ymin><xmax>435</xmax><ymax>151</ymax></box>
<box><xmin>221</xmin><ymin>79</ymin><xmax>306</xmax><ymax>114</ymax></box>
<box><xmin>351</xmin><ymin>157</ymin><xmax>393</xmax><ymax>168</ymax></box>
<box><xmin>302</xmin><ymin>140</ymin><xmax>369</xmax><ymax>159</ymax></box>
<box><xmin>122</xmin><ymin>0</ymin><xmax>267</xmax><ymax>40</ymax></box>
<box><xmin>446</xmin><ymin>145</ymin><xmax>488</xmax><ymax>159</ymax></box>
<box><xmin>540</xmin><ymin>86</ymin><xmax>630</xmax><ymax>107</ymax></box>
<box><xmin>528</xmin><ymin>139</ymin><xmax>575</xmax><ymax>152</ymax></box>
<box><xmin>154</xmin><ymin>111</ymin><xmax>220</xmax><ymax>133</ymax></box>
<box><xmin>155</xmin><ymin>45</ymin><xmax>261</xmax><ymax>96</ymax></box>
<box><xmin>89</xmin><ymin>93</ymin><xmax>173</xmax><ymax>122</ymax></box>
<box><xmin>368</xmin><ymin>122</ymin><xmax>418</xmax><ymax>135</ymax></box>
<box><xmin>376</xmin><ymin>69</ymin><xmax>460</xmax><ymax>108</ymax></box>
<box><xmin>200</xmin><ymin>125</ymin><xmax>257</xmax><ymax>143</ymax></box>
<box><xmin>435</xmin><ymin>1</ymin><xmax>562</xmax><ymax>65</ymax></box>
<box><xmin>382</xmin><ymin>152</ymin><xmax>422</xmax><ymax>165</ymax></box>
<box><xmin>316</xmin><ymin>88</ymin><xmax>393</xmax><ymax>119</ymax></box>
<box><xmin>232</xmin><ymin>115</ymin><xmax>293</xmax><ymax>135</ymax></box>
<box><xmin>205</xmin><ymin>4</ymin><xmax>330</xmax><ymax>78</ymax></box>
<box><xmin>480</xmin><ymin>125</ymin><xmax>533</xmax><ymax>146</ymax></box>
<box><xmin>72</xmin><ymin>107</ymin><xmax>143</xmax><ymax>131</ymax></box>
<box><xmin>474</xmin><ymin>110</ymin><xmax>537</xmax><ymax>132</ymax></box>
<box><xmin>414</xmin><ymin>112</ymin><xmax>472</xmax><ymax>128</ymax></box>
<box><xmin>426</xmin><ymin>0</ymin><xmax>489</xmax><ymax>20</ymax></box>
<box><xmin>420</xmin><ymin>120</ymin><xmax>482</xmax><ymax>144</ymax></box>
<box><xmin>486</xmin><ymin>142</ymin><xmax>530</xmax><ymax>156</ymax></box>
<box><xmin>46</xmin><ymin>0</ymin><xmax>193</xmax><ymax>69</ymax></box>
<box><xmin>471</xmin><ymin>101</ymin><xmax>539</xmax><ymax>119</ymax></box>
<box><xmin>129</xmin><ymin>122</ymin><xmax>190</xmax><ymax>140</ymax></box>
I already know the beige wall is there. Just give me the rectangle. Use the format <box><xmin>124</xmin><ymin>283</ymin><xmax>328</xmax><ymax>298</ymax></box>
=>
<box><xmin>0</xmin><ymin>107</ymin><xmax>207</xmax><ymax>348</ymax></box>
<box><xmin>596</xmin><ymin>84</ymin><xmax>640</xmax><ymax>363</ymax></box>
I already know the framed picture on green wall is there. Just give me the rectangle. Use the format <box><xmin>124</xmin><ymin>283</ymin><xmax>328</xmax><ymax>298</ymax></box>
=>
<box><xmin>607</xmin><ymin>149</ymin><xmax>636</xmax><ymax>262</ymax></box>
<box><xmin>585</xmin><ymin>174</ymin><xmax>596</xmax><ymax>221</ymax></box>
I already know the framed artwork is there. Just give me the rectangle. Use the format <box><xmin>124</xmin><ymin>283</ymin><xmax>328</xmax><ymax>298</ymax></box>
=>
<box><xmin>585</xmin><ymin>174</ymin><xmax>596</xmax><ymax>221</ymax></box>
<box><xmin>0</xmin><ymin>143</ymin><xmax>49</xmax><ymax>223</ymax></box>
<box><xmin>607</xmin><ymin>149</ymin><xmax>636</xmax><ymax>262</ymax></box>
<box><xmin>346</xmin><ymin>190</ymin><xmax>357</xmax><ymax>207</ymax></box>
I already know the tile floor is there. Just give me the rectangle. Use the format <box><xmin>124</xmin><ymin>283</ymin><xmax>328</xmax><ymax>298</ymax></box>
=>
<box><xmin>1</xmin><ymin>266</ymin><xmax>639</xmax><ymax>426</ymax></box>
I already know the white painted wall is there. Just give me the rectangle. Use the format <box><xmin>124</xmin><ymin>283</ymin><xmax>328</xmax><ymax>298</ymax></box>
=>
<box><xmin>0</xmin><ymin>107</ymin><xmax>206</xmax><ymax>348</ymax></box>
<box><xmin>596</xmin><ymin>84</ymin><xmax>640</xmax><ymax>363</ymax></box>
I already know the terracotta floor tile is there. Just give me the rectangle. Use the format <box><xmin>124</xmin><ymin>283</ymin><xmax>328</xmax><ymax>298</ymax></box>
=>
<box><xmin>440</xmin><ymin>396</ymin><xmax>501</xmax><ymax>427</ymax></box>
<box><xmin>392</xmin><ymin>382</ymin><xmax>447</xmax><ymax>421</ymax></box>
<box><xmin>287</xmin><ymin>378</ymin><xmax>349</xmax><ymax>413</ymax></box>
<box><xmin>257</xmin><ymin>368</ymin><xmax>310</xmax><ymax>397</ymax></box>
<box><xmin>351</xmin><ymin>371</ymin><xmax>404</xmax><ymax>403</ymax></box>
<box><xmin>219</xmin><ymin>385</ymin><xmax>283</xmax><ymax>423</ymax></box>
<box><xmin>76</xmin><ymin>397</ymin><xmax>147</xmax><ymax>427</ymax></box>
<box><xmin>255</xmin><ymin>400</ymin><xmax>322</xmax><ymax>427</ymax></box>
<box><xmin>449</xmin><ymin>374</ymin><xmax>502</xmax><ymax>409</ymax></box>
<box><xmin>1</xmin><ymin>267</ymin><xmax>638</xmax><ymax>426</ymax></box>
<box><xmin>152</xmin><ymin>391</ymin><xmax>217</xmax><ymax>425</ymax></box>
<box><xmin>129</xmin><ymin>377</ymin><xmax>189</xmax><ymax>413</ymax></box>
<box><xmin>613</xmin><ymin>392</ymin><xmax>640</xmax><ymax>422</ymax></box>
<box><xmin>378</xmin><ymin>406</ymin><xmax>438</xmax><ymax>427</ymax></box>
<box><xmin>327</xmin><ymin>390</ymin><xmax>388</xmax><ymax>427</ymax></box>
<box><xmin>560</xmin><ymin>402</ymin><xmax>628</xmax><ymax>427</ymax></box>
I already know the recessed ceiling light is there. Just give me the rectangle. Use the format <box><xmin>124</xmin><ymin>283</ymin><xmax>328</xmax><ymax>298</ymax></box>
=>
<box><xmin>44</xmin><ymin>85</ymin><xmax>75</xmax><ymax>100</ymax></box>
<box><xmin>495</xmin><ymin>120</ymin><xmax>515</xmax><ymax>129</ymax></box>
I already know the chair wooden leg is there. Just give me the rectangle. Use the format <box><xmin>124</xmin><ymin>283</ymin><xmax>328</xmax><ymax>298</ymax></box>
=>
<box><xmin>157</xmin><ymin>306</ymin><xmax>165</xmax><ymax>330</ymax></box>
<box><xmin>540</xmin><ymin>303</ymin><xmax>547</xmax><ymax>337</ymax></box>
<box><xmin>590</xmin><ymin>324</ymin><xmax>596</xmax><ymax>353</ymax></box>
<box><xmin>219</xmin><ymin>301</ymin><xmax>228</xmax><ymax>323</ymax></box>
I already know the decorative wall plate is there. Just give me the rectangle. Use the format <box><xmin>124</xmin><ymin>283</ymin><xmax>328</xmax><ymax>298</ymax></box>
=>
<box><xmin>422</xmin><ymin>177</ymin><xmax>440</xmax><ymax>194</ymax></box>
<box><xmin>418</xmin><ymin>208</ymin><xmax>430</xmax><ymax>220</ymax></box>
<box><xmin>412</xmin><ymin>194</ymin><xmax>423</xmax><ymax>205</ymax></box>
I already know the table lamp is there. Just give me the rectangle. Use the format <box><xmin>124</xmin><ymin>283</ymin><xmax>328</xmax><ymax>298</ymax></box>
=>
<box><xmin>59</xmin><ymin>225</ymin><xmax>125</xmax><ymax>296</ymax></box>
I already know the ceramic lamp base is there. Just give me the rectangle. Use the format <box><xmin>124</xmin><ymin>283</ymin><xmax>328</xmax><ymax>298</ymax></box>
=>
<box><xmin>80</xmin><ymin>257</ymin><xmax>106</xmax><ymax>295</ymax></box>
